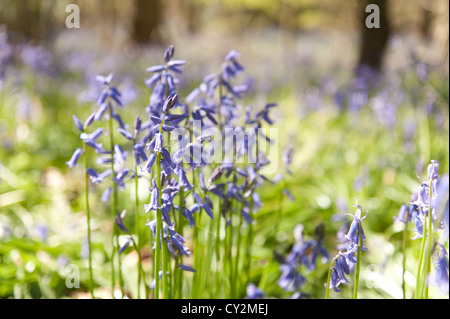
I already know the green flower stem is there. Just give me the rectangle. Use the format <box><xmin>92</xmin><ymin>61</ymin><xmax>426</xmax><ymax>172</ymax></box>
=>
<box><xmin>325</xmin><ymin>255</ymin><xmax>339</xmax><ymax>299</ymax></box>
<box><xmin>82</xmin><ymin>142</ymin><xmax>95</xmax><ymax>299</ymax></box>
<box><xmin>414</xmin><ymin>175</ymin><xmax>436</xmax><ymax>299</ymax></box>
<box><xmin>353</xmin><ymin>222</ymin><xmax>362</xmax><ymax>299</ymax></box>
<box><xmin>192</xmin><ymin>190</ymin><xmax>208</xmax><ymax>298</ymax></box>
<box><xmin>154</xmin><ymin>151</ymin><xmax>163</xmax><ymax>299</ymax></box>
<box><xmin>232</xmin><ymin>201</ymin><xmax>244</xmax><ymax>297</ymax></box>
<box><xmin>130</xmin><ymin>238</ymin><xmax>149</xmax><ymax>298</ymax></box>
<box><xmin>162</xmin><ymin>239</ymin><xmax>170</xmax><ymax>299</ymax></box>
<box><xmin>154</xmin><ymin>118</ymin><xmax>166</xmax><ymax>299</ymax></box>
<box><xmin>401</xmin><ymin>211</ymin><xmax>409</xmax><ymax>299</ymax></box>
<box><xmin>149</xmin><ymin>169</ymin><xmax>155</xmax><ymax>299</ymax></box>
<box><xmin>415</xmin><ymin>214</ymin><xmax>428</xmax><ymax>299</ymax></box>
<box><xmin>227</xmin><ymin>198</ymin><xmax>235</xmax><ymax>298</ymax></box>
<box><xmin>243</xmin><ymin>200</ymin><xmax>254</xmax><ymax>295</ymax></box>
<box><xmin>201</xmin><ymin>210</ymin><xmax>216</xmax><ymax>297</ymax></box>
<box><xmin>107</xmin><ymin>102</ymin><xmax>120</xmax><ymax>298</ymax></box>
<box><xmin>133</xmin><ymin>138</ymin><xmax>142</xmax><ymax>299</ymax></box>
<box><xmin>175</xmin><ymin>185</ymin><xmax>185</xmax><ymax>299</ymax></box>
<box><xmin>214</xmin><ymin>198</ymin><xmax>223</xmax><ymax>298</ymax></box>
<box><xmin>423</xmin><ymin>176</ymin><xmax>435</xmax><ymax>299</ymax></box>
<box><xmin>259</xmin><ymin>183</ymin><xmax>284</xmax><ymax>291</ymax></box>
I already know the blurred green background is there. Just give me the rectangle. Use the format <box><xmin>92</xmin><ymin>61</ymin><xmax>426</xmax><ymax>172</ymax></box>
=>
<box><xmin>0</xmin><ymin>0</ymin><xmax>448</xmax><ymax>299</ymax></box>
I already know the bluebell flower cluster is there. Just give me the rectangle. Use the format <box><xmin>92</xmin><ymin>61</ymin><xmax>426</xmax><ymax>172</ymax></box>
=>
<box><xmin>394</xmin><ymin>160</ymin><xmax>447</xmax><ymax>240</ymax></box>
<box><xmin>326</xmin><ymin>199</ymin><xmax>367</xmax><ymax>293</ymax></box>
<box><xmin>395</xmin><ymin>160</ymin><xmax>449</xmax><ymax>295</ymax></box>
<box><xmin>139</xmin><ymin>46</ymin><xmax>281</xmax><ymax>288</ymax></box>
<box><xmin>431</xmin><ymin>244</ymin><xmax>449</xmax><ymax>295</ymax></box>
<box><xmin>67</xmin><ymin>44</ymin><xmax>281</xmax><ymax>297</ymax></box>
<box><xmin>278</xmin><ymin>224</ymin><xmax>329</xmax><ymax>296</ymax></box>
<box><xmin>245</xmin><ymin>283</ymin><xmax>265</xmax><ymax>299</ymax></box>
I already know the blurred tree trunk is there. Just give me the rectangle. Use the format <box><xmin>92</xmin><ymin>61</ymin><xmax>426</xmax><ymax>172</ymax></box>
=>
<box><xmin>131</xmin><ymin>0</ymin><xmax>162</xmax><ymax>44</ymax></box>
<box><xmin>0</xmin><ymin>0</ymin><xmax>58</xmax><ymax>43</ymax></box>
<box><xmin>357</xmin><ymin>0</ymin><xmax>390</xmax><ymax>74</ymax></box>
<box><xmin>420</xmin><ymin>1</ymin><xmax>434</xmax><ymax>41</ymax></box>
<box><xmin>1</xmin><ymin>0</ymin><xmax>41</xmax><ymax>42</ymax></box>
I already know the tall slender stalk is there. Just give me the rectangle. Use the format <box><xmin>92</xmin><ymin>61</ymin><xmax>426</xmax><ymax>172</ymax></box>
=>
<box><xmin>154</xmin><ymin>151</ymin><xmax>163</xmax><ymax>299</ymax></box>
<box><xmin>259</xmin><ymin>183</ymin><xmax>284</xmax><ymax>290</ymax></box>
<box><xmin>414</xmin><ymin>173</ymin><xmax>436</xmax><ymax>299</ymax></box>
<box><xmin>325</xmin><ymin>255</ymin><xmax>339</xmax><ymax>299</ymax></box>
<box><xmin>192</xmin><ymin>190</ymin><xmax>208</xmax><ymax>298</ymax></box>
<box><xmin>175</xmin><ymin>185</ymin><xmax>185</xmax><ymax>299</ymax></box>
<box><xmin>154</xmin><ymin>118</ymin><xmax>166</xmax><ymax>299</ymax></box>
<box><xmin>227</xmin><ymin>198</ymin><xmax>235</xmax><ymax>298</ymax></box>
<box><xmin>107</xmin><ymin>102</ymin><xmax>121</xmax><ymax>298</ymax></box>
<box><xmin>131</xmin><ymin>238</ymin><xmax>149</xmax><ymax>298</ymax></box>
<box><xmin>401</xmin><ymin>210</ymin><xmax>409</xmax><ymax>299</ymax></box>
<box><xmin>242</xmin><ymin>200</ymin><xmax>254</xmax><ymax>296</ymax></box>
<box><xmin>233</xmin><ymin>202</ymin><xmax>244</xmax><ymax>297</ymax></box>
<box><xmin>82</xmin><ymin>142</ymin><xmax>95</xmax><ymax>299</ymax></box>
<box><xmin>162</xmin><ymin>238</ymin><xmax>170</xmax><ymax>299</ymax></box>
<box><xmin>353</xmin><ymin>222</ymin><xmax>362</xmax><ymax>299</ymax></box>
<box><xmin>423</xmin><ymin>176</ymin><xmax>435</xmax><ymax>299</ymax></box>
<box><xmin>133</xmin><ymin>138</ymin><xmax>142</xmax><ymax>299</ymax></box>
<box><xmin>414</xmin><ymin>213</ymin><xmax>427</xmax><ymax>299</ymax></box>
<box><xmin>214</xmin><ymin>195</ymin><xmax>223</xmax><ymax>298</ymax></box>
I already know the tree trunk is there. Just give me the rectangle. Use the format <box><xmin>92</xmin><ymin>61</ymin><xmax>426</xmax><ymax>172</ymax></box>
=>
<box><xmin>131</xmin><ymin>0</ymin><xmax>162</xmax><ymax>44</ymax></box>
<box><xmin>357</xmin><ymin>0</ymin><xmax>390</xmax><ymax>75</ymax></box>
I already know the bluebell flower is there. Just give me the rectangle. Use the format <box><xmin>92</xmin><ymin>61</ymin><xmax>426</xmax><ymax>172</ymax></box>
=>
<box><xmin>145</xmin><ymin>45</ymin><xmax>184</xmax><ymax>116</ymax></box>
<box><xmin>80</xmin><ymin>128</ymin><xmax>104</xmax><ymax>151</ymax></box>
<box><xmin>112</xmin><ymin>168</ymin><xmax>129</xmax><ymax>189</ymax></box>
<box><xmin>334</xmin><ymin>255</ymin><xmax>351</xmax><ymax>284</ymax></box>
<box><xmin>148</xmin><ymin>133</ymin><xmax>163</xmax><ymax>153</ymax></box>
<box><xmin>118</xmin><ymin>128</ymin><xmax>133</xmax><ymax>140</ymax></box>
<box><xmin>66</xmin><ymin>148</ymin><xmax>83</xmax><ymax>168</ymax></box>
<box><xmin>394</xmin><ymin>204</ymin><xmax>409</xmax><ymax>223</ymax></box>
<box><xmin>87</xmin><ymin>168</ymin><xmax>112</xmax><ymax>184</ymax></box>
<box><xmin>115</xmin><ymin>210</ymin><xmax>129</xmax><ymax>234</ymax></box>
<box><xmin>101</xmin><ymin>186</ymin><xmax>112</xmax><ymax>203</ymax></box>
<box><xmin>178</xmin><ymin>264</ymin><xmax>196</xmax><ymax>273</ymax></box>
<box><xmin>241</xmin><ymin>205</ymin><xmax>252</xmax><ymax>224</ymax></box>
<box><xmin>326</xmin><ymin>268</ymin><xmax>341</xmax><ymax>293</ymax></box>
<box><xmin>119</xmin><ymin>237</ymin><xmax>132</xmax><ymax>254</ymax></box>
<box><xmin>403</xmin><ymin>160</ymin><xmax>446</xmax><ymax>240</ymax></box>
<box><xmin>143</xmin><ymin>153</ymin><xmax>157</xmax><ymax>173</ymax></box>
<box><xmin>72</xmin><ymin>115</ymin><xmax>84</xmax><ymax>132</ymax></box>
<box><xmin>96</xmin><ymin>73</ymin><xmax>123</xmax><ymax>107</ymax></box>
<box><xmin>345</xmin><ymin>200</ymin><xmax>368</xmax><ymax>251</ymax></box>
<box><xmin>278</xmin><ymin>264</ymin><xmax>305</xmax><ymax>292</ymax></box>
<box><xmin>182</xmin><ymin>207</ymin><xmax>196</xmax><ymax>227</ymax></box>
<box><xmin>246</xmin><ymin>283</ymin><xmax>265</xmax><ymax>299</ymax></box>
<box><xmin>208</xmin><ymin>183</ymin><xmax>226</xmax><ymax>199</ymax></box>
<box><xmin>203</xmin><ymin>201</ymin><xmax>214</xmax><ymax>219</ymax></box>
<box><xmin>149</xmin><ymin>270</ymin><xmax>163</xmax><ymax>290</ymax></box>
<box><xmin>113</xmin><ymin>144</ymin><xmax>128</xmax><ymax>165</ymax></box>
<box><xmin>134</xmin><ymin>143</ymin><xmax>148</xmax><ymax>165</ymax></box>
<box><xmin>145</xmin><ymin>187</ymin><xmax>160</xmax><ymax>213</ymax></box>
<box><xmin>84</xmin><ymin>112</ymin><xmax>96</xmax><ymax>129</ymax></box>
<box><xmin>94</xmin><ymin>102</ymin><xmax>109</xmax><ymax>121</ymax></box>
<box><xmin>178</xmin><ymin>167</ymin><xmax>192</xmax><ymax>190</ymax></box>
<box><xmin>146</xmin><ymin>219</ymin><xmax>157</xmax><ymax>238</ymax></box>
<box><xmin>431</xmin><ymin>244</ymin><xmax>449</xmax><ymax>294</ymax></box>
<box><xmin>151</xmin><ymin>223</ymin><xmax>191</xmax><ymax>258</ymax></box>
